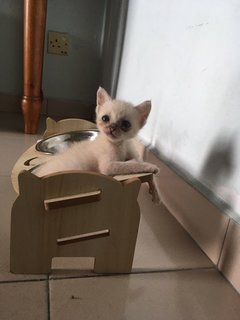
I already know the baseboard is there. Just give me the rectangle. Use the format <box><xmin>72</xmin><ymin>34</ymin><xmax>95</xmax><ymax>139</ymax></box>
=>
<box><xmin>0</xmin><ymin>93</ymin><xmax>95</xmax><ymax>121</ymax></box>
<box><xmin>0</xmin><ymin>93</ymin><xmax>22</xmax><ymax>113</ymax></box>
<box><xmin>47</xmin><ymin>98</ymin><xmax>95</xmax><ymax>121</ymax></box>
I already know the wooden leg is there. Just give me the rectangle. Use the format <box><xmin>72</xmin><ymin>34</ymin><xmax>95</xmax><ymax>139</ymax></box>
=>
<box><xmin>21</xmin><ymin>0</ymin><xmax>47</xmax><ymax>134</ymax></box>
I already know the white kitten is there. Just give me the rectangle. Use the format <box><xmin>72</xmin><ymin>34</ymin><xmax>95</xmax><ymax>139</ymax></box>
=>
<box><xmin>33</xmin><ymin>87</ymin><xmax>159</xmax><ymax>178</ymax></box>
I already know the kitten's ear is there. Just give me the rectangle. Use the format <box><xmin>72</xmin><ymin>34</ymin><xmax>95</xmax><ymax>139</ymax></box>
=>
<box><xmin>135</xmin><ymin>100</ymin><xmax>151</xmax><ymax>127</ymax></box>
<box><xmin>96</xmin><ymin>87</ymin><xmax>112</xmax><ymax>107</ymax></box>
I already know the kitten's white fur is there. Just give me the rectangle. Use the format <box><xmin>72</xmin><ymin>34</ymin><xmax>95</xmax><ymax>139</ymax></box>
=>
<box><xmin>33</xmin><ymin>87</ymin><xmax>159</xmax><ymax>178</ymax></box>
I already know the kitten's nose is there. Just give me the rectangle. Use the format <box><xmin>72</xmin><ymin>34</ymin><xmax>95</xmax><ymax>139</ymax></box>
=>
<box><xmin>109</xmin><ymin>123</ymin><xmax>117</xmax><ymax>131</ymax></box>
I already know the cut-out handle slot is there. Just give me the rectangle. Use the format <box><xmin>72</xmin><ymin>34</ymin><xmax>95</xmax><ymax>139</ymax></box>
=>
<box><xmin>57</xmin><ymin>229</ymin><xmax>110</xmax><ymax>246</ymax></box>
<box><xmin>24</xmin><ymin>157</ymin><xmax>39</xmax><ymax>166</ymax></box>
<box><xmin>44</xmin><ymin>190</ymin><xmax>101</xmax><ymax>210</ymax></box>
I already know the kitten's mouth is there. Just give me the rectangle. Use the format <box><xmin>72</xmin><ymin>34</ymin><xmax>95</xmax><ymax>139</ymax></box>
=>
<box><xmin>106</xmin><ymin>131</ymin><xmax>117</xmax><ymax>139</ymax></box>
<box><xmin>104</xmin><ymin>128</ymin><xmax>119</xmax><ymax>139</ymax></box>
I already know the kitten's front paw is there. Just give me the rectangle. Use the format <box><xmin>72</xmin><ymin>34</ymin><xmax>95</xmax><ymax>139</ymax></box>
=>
<box><xmin>145</xmin><ymin>163</ymin><xmax>159</xmax><ymax>174</ymax></box>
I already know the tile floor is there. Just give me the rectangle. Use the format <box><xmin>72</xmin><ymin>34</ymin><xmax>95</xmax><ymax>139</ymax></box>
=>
<box><xmin>1</xmin><ymin>112</ymin><xmax>240</xmax><ymax>319</ymax></box>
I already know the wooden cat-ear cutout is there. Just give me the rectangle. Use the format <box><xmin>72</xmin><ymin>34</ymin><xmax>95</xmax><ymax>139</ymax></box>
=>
<box><xmin>46</xmin><ymin>117</ymin><xmax>57</xmax><ymax>129</ymax></box>
<box><xmin>96</xmin><ymin>87</ymin><xmax>112</xmax><ymax>109</ymax></box>
<box><xmin>43</xmin><ymin>118</ymin><xmax>58</xmax><ymax>138</ymax></box>
<box><xmin>135</xmin><ymin>101</ymin><xmax>151</xmax><ymax>128</ymax></box>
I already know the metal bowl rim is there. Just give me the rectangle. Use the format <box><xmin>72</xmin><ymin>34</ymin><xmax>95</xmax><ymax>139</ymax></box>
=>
<box><xmin>35</xmin><ymin>129</ymin><xmax>99</xmax><ymax>154</ymax></box>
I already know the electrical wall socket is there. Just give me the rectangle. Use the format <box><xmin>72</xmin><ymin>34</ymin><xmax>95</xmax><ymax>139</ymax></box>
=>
<box><xmin>48</xmin><ymin>31</ymin><xmax>69</xmax><ymax>56</ymax></box>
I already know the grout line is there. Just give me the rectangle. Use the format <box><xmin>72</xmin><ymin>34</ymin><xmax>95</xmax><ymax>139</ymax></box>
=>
<box><xmin>48</xmin><ymin>266</ymin><xmax>216</xmax><ymax>282</ymax></box>
<box><xmin>0</xmin><ymin>174</ymin><xmax>11</xmax><ymax>178</ymax></box>
<box><xmin>47</xmin><ymin>275</ymin><xmax>51</xmax><ymax>320</ymax></box>
<box><xmin>0</xmin><ymin>278</ymin><xmax>48</xmax><ymax>285</ymax></box>
<box><xmin>217</xmin><ymin>218</ymin><xmax>231</xmax><ymax>267</ymax></box>
<box><xmin>0</xmin><ymin>266</ymin><xmax>216</xmax><ymax>284</ymax></box>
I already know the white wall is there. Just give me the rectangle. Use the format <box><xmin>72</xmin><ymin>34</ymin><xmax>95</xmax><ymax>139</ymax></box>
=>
<box><xmin>117</xmin><ymin>0</ymin><xmax>240</xmax><ymax>220</ymax></box>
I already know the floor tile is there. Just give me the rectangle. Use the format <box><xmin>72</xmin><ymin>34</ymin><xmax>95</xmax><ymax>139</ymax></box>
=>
<box><xmin>0</xmin><ymin>280</ymin><xmax>48</xmax><ymax>320</ymax></box>
<box><xmin>156</xmin><ymin>174</ymin><xmax>229</xmax><ymax>265</ymax></box>
<box><xmin>133</xmin><ymin>184</ymin><xmax>213</xmax><ymax>271</ymax></box>
<box><xmin>219</xmin><ymin>219</ymin><xmax>240</xmax><ymax>293</ymax></box>
<box><xmin>49</xmin><ymin>269</ymin><xmax>240</xmax><ymax>320</ymax></box>
<box><xmin>49</xmin><ymin>184</ymin><xmax>213</xmax><ymax>279</ymax></box>
<box><xmin>0</xmin><ymin>132</ymin><xmax>43</xmax><ymax>176</ymax></box>
<box><xmin>0</xmin><ymin>176</ymin><xmax>46</xmax><ymax>281</ymax></box>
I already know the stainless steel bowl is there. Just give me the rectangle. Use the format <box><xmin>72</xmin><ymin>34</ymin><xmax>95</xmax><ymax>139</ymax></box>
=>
<box><xmin>35</xmin><ymin>130</ymin><xmax>99</xmax><ymax>154</ymax></box>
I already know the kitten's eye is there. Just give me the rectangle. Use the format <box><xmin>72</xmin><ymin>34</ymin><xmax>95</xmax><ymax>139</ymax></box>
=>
<box><xmin>102</xmin><ymin>115</ymin><xmax>110</xmax><ymax>122</ymax></box>
<box><xmin>121</xmin><ymin>120</ymin><xmax>131</xmax><ymax>131</ymax></box>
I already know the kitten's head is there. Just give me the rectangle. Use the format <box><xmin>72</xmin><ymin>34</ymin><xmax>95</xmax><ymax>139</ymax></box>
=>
<box><xmin>95</xmin><ymin>87</ymin><xmax>151</xmax><ymax>143</ymax></box>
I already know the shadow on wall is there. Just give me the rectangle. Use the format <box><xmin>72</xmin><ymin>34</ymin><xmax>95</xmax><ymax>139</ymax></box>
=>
<box><xmin>200</xmin><ymin>133</ymin><xmax>236</xmax><ymax>211</ymax></box>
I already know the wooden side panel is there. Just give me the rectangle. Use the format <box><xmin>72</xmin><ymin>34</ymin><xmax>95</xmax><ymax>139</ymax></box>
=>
<box><xmin>10</xmin><ymin>171</ymin><xmax>141</xmax><ymax>274</ymax></box>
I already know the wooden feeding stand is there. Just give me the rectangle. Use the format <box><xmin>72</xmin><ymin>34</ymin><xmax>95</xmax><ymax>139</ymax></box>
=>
<box><xmin>10</xmin><ymin>118</ymin><xmax>154</xmax><ymax>274</ymax></box>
